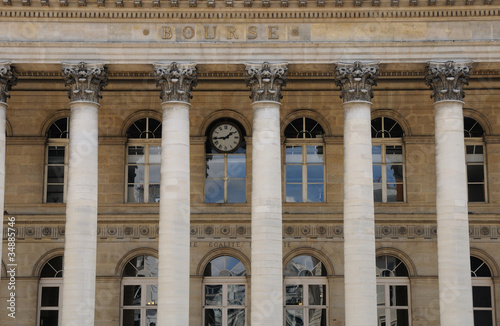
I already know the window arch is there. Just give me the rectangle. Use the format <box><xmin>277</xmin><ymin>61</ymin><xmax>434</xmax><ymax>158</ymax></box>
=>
<box><xmin>284</xmin><ymin>255</ymin><xmax>327</xmax><ymax>326</ymax></box>
<box><xmin>376</xmin><ymin>255</ymin><xmax>411</xmax><ymax>326</ymax></box>
<box><xmin>121</xmin><ymin>255</ymin><xmax>158</xmax><ymax>326</ymax></box>
<box><xmin>284</xmin><ymin>117</ymin><xmax>325</xmax><ymax>203</ymax></box>
<box><xmin>471</xmin><ymin>256</ymin><xmax>495</xmax><ymax>325</ymax></box>
<box><xmin>205</xmin><ymin>118</ymin><xmax>247</xmax><ymax>204</ymax></box>
<box><xmin>372</xmin><ymin>117</ymin><xmax>405</xmax><ymax>203</ymax></box>
<box><xmin>37</xmin><ymin>256</ymin><xmax>63</xmax><ymax>326</ymax></box>
<box><xmin>203</xmin><ymin>255</ymin><xmax>247</xmax><ymax>326</ymax></box>
<box><xmin>464</xmin><ymin>117</ymin><xmax>487</xmax><ymax>202</ymax></box>
<box><xmin>126</xmin><ymin>118</ymin><xmax>162</xmax><ymax>203</ymax></box>
<box><xmin>44</xmin><ymin>117</ymin><xmax>69</xmax><ymax>203</ymax></box>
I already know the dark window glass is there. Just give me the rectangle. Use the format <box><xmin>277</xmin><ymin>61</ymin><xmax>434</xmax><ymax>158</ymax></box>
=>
<box><xmin>371</xmin><ymin>117</ymin><xmax>403</xmax><ymax>138</ymax></box>
<box><xmin>40</xmin><ymin>256</ymin><xmax>63</xmax><ymax>278</ymax></box>
<box><xmin>40</xmin><ymin>310</ymin><xmax>59</xmax><ymax>326</ymax></box>
<box><xmin>284</xmin><ymin>117</ymin><xmax>325</xmax><ymax>139</ymax></box>
<box><xmin>473</xmin><ymin>286</ymin><xmax>492</xmax><ymax>308</ymax></box>
<box><xmin>464</xmin><ymin>117</ymin><xmax>485</xmax><ymax>138</ymax></box>
<box><xmin>41</xmin><ymin>287</ymin><xmax>59</xmax><ymax>307</ymax></box>
<box><xmin>47</xmin><ymin>118</ymin><xmax>69</xmax><ymax>139</ymax></box>
<box><xmin>471</xmin><ymin>257</ymin><xmax>492</xmax><ymax>277</ymax></box>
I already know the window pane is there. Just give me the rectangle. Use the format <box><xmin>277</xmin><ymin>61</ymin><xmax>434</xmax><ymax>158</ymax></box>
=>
<box><xmin>47</xmin><ymin>166</ymin><xmax>64</xmax><ymax>183</ymax></box>
<box><xmin>48</xmin><ymin>147</ymin><xmax>65</xmax><ymax>164</ymax></box>
<box><xmin>372</xmin><ymin>145</ymin><xmax>382</xmax><ymax>163</ymax></box>
<box><xmin>205</xmin><ymin>309</ymin><xmax>222</xmax><ymax>326</ymax></box>
<box><xmin>286</xmin><ymin>165</ymin><xmax>303</xmax><ymax>183</ymax></box>
<box><xmin>396</xmin><ymin>309</ymin><xmax>410</xmax><ymax>326</ymax></box>
<box><xmin>307</xmin><ymin>165</ymin><xmax>323</xmax><ymax>183</ymax></box>
<box><xmin>285</xmin><ymin>309</ymin><xmax>305</xmax><ymax>326</ymax></box>
<box><xmin>128</xmin><ymin>146</ymin><xmax>145</xmax><ymax>164</ymax></box>
<box><xmin>205</xmin><ymin>179</ymin><xmax>224</xmax><ymax>203</ymax></box>
<box><xmin>128</xmin><ymin>165</ymin><xmax>145</xmax><ymax>183</ymax></box>
<box><xmin>286</xmin><ymin>146</ymin><xmax>303</xmax><ymax>163</ymax></box>
<box><xmin>228</xmin><ymin>155</ymin><xmax>246</xmax><ymax>178</ymax></box>
<box><xmin>466</xmin><ymin>145</ymin><xmax>484</xmax><ymax>157</ymax></box>
<box><xmin>467</xmin><ymin>165</ymin><xmax>484</xmax><ymax>182</ymax></box>
<box><xmin>285</xmin><ymin>285</ymin><xmax>303</xmax><ymax>305</ymax></box>
<box><xmin>309</xmin><ymin>285</ymin><xmax>326</xmax><ymax>305</ymax></box>
<box><xmin>387</xmin><ymin>165</ymin><xmax>403</xmax><ymax>183</ymax></box>
<box><xmin>46</xmin><ymin>185</ymin><xmax>64</xmax><ymax>203</ymax></box>
<box><xmin>390</xmin><ymin>285</ymin><xmax>408</xmax><ymax>306</ymax></box>
<box><xmin>149</xmin><ymin>165</ymin><xmax>161</xmax><ymax>184</ymax></box>
<box><xmin>228</xmin><ymin>309</ymin><xmax>245</xmax><ymax>326</ymax></box>
<box><xmin>122</xmin><ymin>309</ymin><xmax>140</xmax><ymax>326</ymax></box>
<box><xmin>307</xmin><ymin>184</ymin><xmax>324</xmax><ymax>203</ymax></box>
<box><xmin>377</xmin><ymin>285</ymin><xmax>385</xmax><ymax>306</ymax></box>
<box><xmin>473</xmin><ymin>286</ymin><xmax>492</xmax><ymax>308</ymax></box>
<box><xmin>149</xmin><ymin>184</ymin><xmax>160</xmax><ymax>203</ymax></box>
<box><xmin>40</xmin><ymin>310</ymin><xmax>59</xmax><ymax>326</ymax></box>
<box><xmin>227</xmin><ymin>179</ymin><xmax>246</xmax><ymax>203</ymax></box>
<box><xmin>127</xmin><ymin>185</ymin><xmax>144</xmax><ymax>203</ymax></box>
<box><xmin>468</xmin><ymin>184</ymin><xmax>485</xmax><ymax>202</ymax></box>
<box><xmin>206</xmin><ymin>155</ymin><xmax>225</xmax><ymax>178</ymax></box>
<box><xmin>286</xmin><ymin>184</ymin><xmax>303</xmax><ymax>203</ymax></box>
<box><xmin>149</xmin><ymin>146</ymin><xmax>161</xmax><ymax>164</ymax></box>
<box><xmin>378</xmin><ymin>308</ymin><xmax>391</xmax><ymax>326</ymax></box>
<box><xmin>387</xmin><ymin>184</ymin><xmax>404</xmax><ymax>202</ymax></box>
<box><xmin>474</xmin><ymin>310</ymin><xmax>493</xmax><ymax>326</ymax></box>
<box><xmin>307</xmin><ymin>146</ymin><xmax>323</xmax><ymax>163</ymax></box>
<box><xmin>205</xmin><ymin>285</ymin><xmax>223</xmax><ymax>306</ymax></box>
<box><xmin>123</xmin><ymin>285</ymin><xmax>141</xmax><ymax>306</ymax></box>
<box><xmin>308</xmin><ymin>309</ymin><xmax>327</xmax><ymax>326</ymax></box>
<box><xmin>386</xmin><ymin>146</ymin><xmax>403</xmax><ymax>163</ymax></box>
<box><xmin>228</xmin><ymin>284</ymin><xmax>245</xmax><ymax>305</ymax></box>
<box><xmin>373</xmin><ymin>183</ymin><xmax>382</xmax><ymax>202</ymax></box>
<box><xmin>146</xmin><ymin>309</ymin><xmax>157</xmax><ymax>326</ymax></box>
<box><xmin>41</xmin><ymin>287</ymin><xmax>59</xmax><ymax>307</ymax></box>
<box><xmin>373</xmin><ymin>165</ymin><xmax>382</xmax><ymax>183</ymax></box>
<box><xmin>146</xmin><ymin>285</ymin><xmax>158</xmax><ymax>306</ymax></box>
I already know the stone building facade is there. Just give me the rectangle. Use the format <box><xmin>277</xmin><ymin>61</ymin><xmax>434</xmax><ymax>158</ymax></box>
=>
<box><xmin>0</xmin><ymin>1</ymin><xmax>500</xmax><ymax>326</ymax></box>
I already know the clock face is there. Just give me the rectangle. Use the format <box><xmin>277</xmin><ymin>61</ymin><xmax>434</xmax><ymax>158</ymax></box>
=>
<box><xmin>210</xmin><ymin>122</ymin><xmax>242</xmax><ymax>153</ymax></box>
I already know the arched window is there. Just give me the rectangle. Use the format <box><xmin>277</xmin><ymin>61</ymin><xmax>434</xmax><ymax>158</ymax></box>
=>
<box><xmin>203</xmin><ymin>255</ymin><xmax>247</xmax><ymax>326</ymax></box>
<box><xmin>205</xmin><ymin>118</ymin><xmax>246</xmax><ymax>203</ymax></box>
<box><xmin>121</xmin><ymin>255</ymin><xmax>158</xmax><ymax>326</ymax></box>
<box><xmin>376</xmin><ymin>255</ymin><xmax>410</xmax><ymax>326</ymax></box>
<box><xmin>464</xmin><ymin>117</ymin><xmax>487</xmax><ymax>202</ymax></box>
<box><xmin>45</xmin><ymin>118</ymin><xmax>69</xmax><ymax>203</ymax></box>
<box><xmin>471</xmin><ymin>256</ymin><xmax>495</xmax><ymax>325</ymax></box>
<box><xmin>371</xmin><ymin>117</ymin><xmax>405</xmax><ymax>203</ymax></box>
<box><xmin>284</xmin><ymin>255</ymin><xmax>328</xmax><ymax>326</ymax></box>
<box><xmin>126</xmin><ymin>118</ymin><xmax>162</xmax><ymax>203</ymax></box>
<box><xmin>284</xmin><ymin>117</ymin><xmax>325</xmax><ymax>203</ymax></box>
<box><xmin>37</xmin><ymin>256</ymin><xmax>63</xmax><ymax>326</ymax></box>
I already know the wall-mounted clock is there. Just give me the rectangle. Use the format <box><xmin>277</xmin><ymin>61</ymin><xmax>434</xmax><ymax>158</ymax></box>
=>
<box><xmin>209</xmin><ymin>122</ymin><xmax>242</xmax><ymax>153</ymax></box>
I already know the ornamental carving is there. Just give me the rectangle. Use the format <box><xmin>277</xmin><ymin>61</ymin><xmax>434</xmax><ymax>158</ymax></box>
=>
<box><xmin>154</xmin><ymin>62</ymin><xmax>198</xmax><ymax>104</ymax></box>
<box><xmin>0</xmin><ymin>62</ymin><xmax>17</xmax><ymax>104</ymax></box>
<box><xmin>245</xmin><ymin>62</ymin><xmax>288</xmax><ymax>103</ymax></box>
<box><xmin>62</xmin><ymin>62</ymin><xmax>107</xmax><ymax>104</ymax></box>
<box><xmin>425</xmin><ymin>61</ymin><xmax>472</xmax><ymax>102</ymax></box>
<box><xmin>334</xmin><ymin>61</ymin><xmax>379</xmax><ymax>103</ymax></box>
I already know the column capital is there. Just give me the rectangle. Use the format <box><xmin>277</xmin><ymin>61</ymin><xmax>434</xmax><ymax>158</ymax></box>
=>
<box><xmin>425</xmin><ymin>61</ymin><xmax>472</xmax><ymax>103</ymax></box>
<box><xmin>62</xmin><ymin>62</ymin><xmax>107</xmax><ymax>104</ymax></box>
<box><xmin>334</xmin><ymin>61</ymin><xmax>379</xmax><ymax>103</ymax></box>
<box><xmin>154</xmin><ymin>62</ymin><xmax>198</xmax><ymax>104</ymax></box>
<box><xmin>244</xmin><ymin>62</ymin><xmax>288</xmax><ymax>103</ymax></box>
<box><xmin>0</xmin><ymin>62</ymin><xmax>17</xmax><ymax>105</ymax></box>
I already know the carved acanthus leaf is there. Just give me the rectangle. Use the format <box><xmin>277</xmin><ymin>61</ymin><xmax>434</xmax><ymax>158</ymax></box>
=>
<box><xmin>62</xmin><ymin>62</ymin><xmax>107</xmax><ymax>104</ymax></box>
<box><xmin>244</xmin><ymin>62</ymin><xmax>288</xmax><ymax>103</ymax></box>
<box><xmin>425</xmin><ymin>61</ymin><xmax>472</xmax><ymax>102</ymax></box>
<box><xmin>154</xmin><ymin>62</ymin><xmax>198</xmax><ymax>104</ymax></box>
<box><xmin>334</xmin><ymin>61</ymin><xmax>379</xmax><ymax>103</ymax></box>
<box><xmin>0</xmin><ymin>62</ymin><xmax>17</xmax><ymax>104</ymax></box>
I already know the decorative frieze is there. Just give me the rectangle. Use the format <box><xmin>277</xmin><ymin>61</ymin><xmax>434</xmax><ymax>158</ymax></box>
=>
<box><xmin>0</xmin><ymin>62</ymin><xmax>16</xmax><ymax>104</ymax></box>
<box><xmin>62</xmin><ymin>62</ymin><xmax>107</xmax><ymax>104</ymax></box>
<box><xmin>334</xmin><ymin>61</ymin><xmax>379</xmax><ymax>103</ymax></box>
<box><xmin>154</xmin><ymin>62</ymin><xmax>198</xmax><ymax>104</ymax></box>
<box><xmin>425</xmin><ymin>61</ymin><xmax>472</xmax><ymax>102</ymax></box>
<box><xmin>244</xmin><ymin>62</ymin><xmax>288</xmax><ymax>103</ymax></box>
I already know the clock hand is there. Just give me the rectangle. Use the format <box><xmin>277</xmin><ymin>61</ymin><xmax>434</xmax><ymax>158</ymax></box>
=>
<box><xmin>223</xmin><ymin>131</ymin><xmax>238</xmax><ymax>139</ymax></box>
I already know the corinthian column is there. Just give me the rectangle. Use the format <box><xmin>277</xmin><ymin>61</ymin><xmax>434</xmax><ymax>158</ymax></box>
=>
<box><xmin>335</xmin><ymin>61</ymin><xmax>379</xmax><ymax>326</ymax></box>
<box><xmin>154</xmin><ymin>62</ymin><xmax>197</xmax><ymax>326</ymax></box>
<box><xmin>0</xmin><ymin>63</ymin><xmax>16</xmax><ymax>286</ymax></box>
<box><xmin>61</xmin><ymin>62</ymin><xmax>107</xmax><ymax>326</ymax></box>
<box><xmin>245</xmin><ymin>62</ymin><xmax>287</xmax><ymax>326</ymax></box>
<box><xmin>425</xmin><ymin>61</ymin><xmax>474</xmax><ymax>326</ymax></box>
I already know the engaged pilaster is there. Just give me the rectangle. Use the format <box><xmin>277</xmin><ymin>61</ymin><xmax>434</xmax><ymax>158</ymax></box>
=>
<box><xmin>61</xmin><ymin>61</ymin><xmax>107</xmax><ymax>326</ymax></box>
<box><xmin>425</xmin><ymin>60</ymin><xmax>474</xmax><ymax>326</ymax></box>
<box><xmin>0</xmin><ymin>62</ymin><xmax>16</xmax><ymax>287</ymax></box>
<box><xmin>334</xmin><ymin>61</ymin><xmax>379</xmax><ymax>326</ymax></box>
<box><xmin>154</xmin><ymin>62</ymin><xmax>197</xmax><ymax>326</ymax></box>
<box><xmin>245</xmin><ymin>62</ymin><xmax>287</xmax><ymax>326</ymax></box>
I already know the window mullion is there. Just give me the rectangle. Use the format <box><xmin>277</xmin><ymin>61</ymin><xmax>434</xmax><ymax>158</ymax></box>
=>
<box><xmin>224</xmin><ymin>155</ymin><xmax>229</xmax><ymax>203</ymax></box>
<box><xmin>381</xmin><ymin>145</ymin><xmax>388</xmax><ymax>203</ymax></box>
<box><xmin>144</xmin><ymin>145</ymin><xmax>149</xmax><ymax>203</ymax></box>
<box><xmin>303</xmin><ymin>146</ymin><xmax>307</xmax><ymax>202</ymax></box>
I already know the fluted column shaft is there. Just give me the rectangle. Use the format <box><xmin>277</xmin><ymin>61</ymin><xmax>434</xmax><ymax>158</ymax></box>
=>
<box><xmin>335</xmin><ymin>61</ymin><xmax>379</xmax><ymax>326</ymax></box>
<box><xmin>61</xmin><ymin>62</ymin><xmax>107</xmax><ymax>326</ymax></box>
<box><xmin>245</xmin><ymin>62</ymin><xmax>287</xmax><ymax>326</ymax></box>
<box><xmin>155</xmin><ymin>62</ymin><xmax>197</xmax><ymax>326</ymax></box>
<box><xmin>426</xmin><ymin>61</ymin><xmax>474</xmax><ymax>326</ymax></box>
